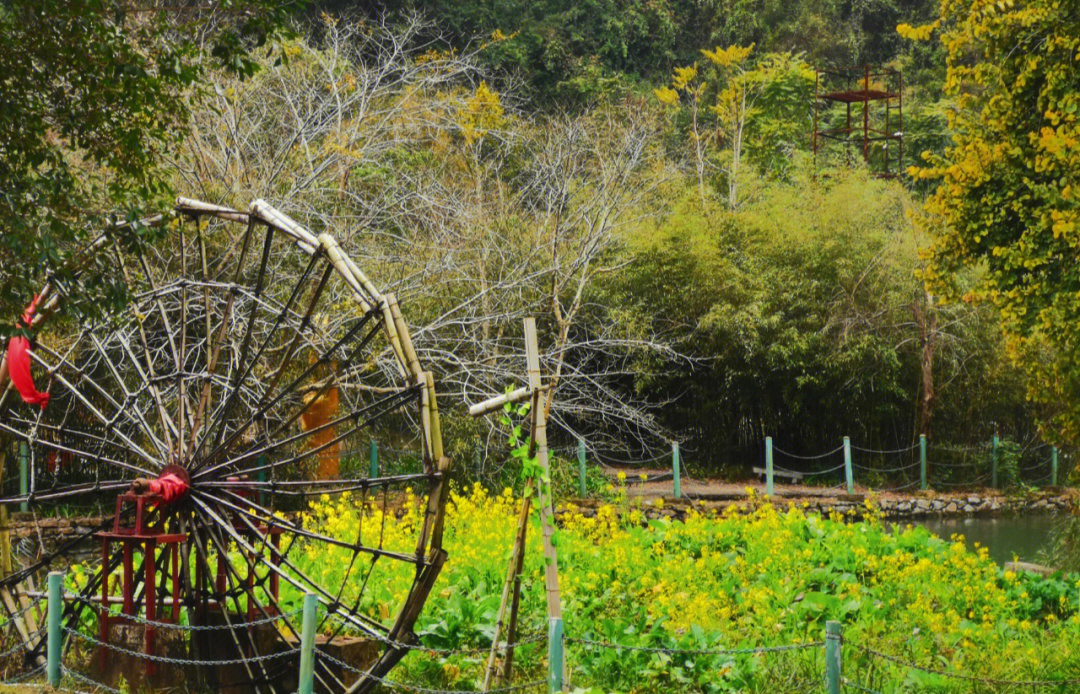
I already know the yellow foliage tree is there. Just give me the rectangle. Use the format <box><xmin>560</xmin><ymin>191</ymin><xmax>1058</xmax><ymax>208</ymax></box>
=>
<box><xmin>911</xmin><ymin>0</ymin><xmax>1080</xmax><ymax>440</ymax></box>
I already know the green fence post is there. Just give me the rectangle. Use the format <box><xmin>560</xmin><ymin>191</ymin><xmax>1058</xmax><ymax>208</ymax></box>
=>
<box><xmin>991</xmin><ymin>434</ymin><xmax>999</xmax><ymax>489</ymax></box>
<box><xmin>47</xmin><ymin>570</ymin><xmax>63</xmax><ymax>687</ymax></box>
<box><xmin>825</xmin><ymin>620</ymin><xmax>842</xmax><ymax>694</ymax></box>
<box><xmin>577</xmin><ymin>439</ymin><xmax>587</xmax><ymax>497</ymax></box>
<box><xmin>672</xmin><ymin>441</ymin><xmax>681</xmax><ymax>499</ymax></box>
<box><xmin>919</xmin><ymin>434</ymin><xmax>927</xmax><ymax>491</ymax></box>
<box><xmin>1052</xmin><ymin>446</ymin><xmax>1059</xmax><ymax>487</ymax></box>
<box><xmin>765</xmin><ymin>436</ymin><xmax>774</xmax><ymax>497</ymax></box>
<box><xmin>298</xmin><ymin>592</ymin><xmax>318</xmax><ymax>694</ymax></box>
<box><xmin>369</xmin><ymin>439</ymin><xmax>378</xmax><ymax>479</ymax></box>
<box><xmin>19</xmin><ymin>442</ymin><xmax>28</xmax><ymax>513</ymax></box>
<box><xmin>256</xmin><ymin>455</ymin><xmax>268</xmax><ymax>506</ymax></box>
<box><xmin>548</xmin><ymin>617</ymin><xmax>564</xmax><ymax>693</ymax></box>
<box><xmin>843</xmin><ymin>437</ymin><xmax>854</xmax><ymax>494</ymax></box>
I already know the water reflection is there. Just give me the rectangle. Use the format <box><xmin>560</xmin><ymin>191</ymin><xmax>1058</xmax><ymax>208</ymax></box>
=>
<box><xmin>916</xmin><ymin>512</ymin><xmax>1059</xmax><ymax>565</ymax></box>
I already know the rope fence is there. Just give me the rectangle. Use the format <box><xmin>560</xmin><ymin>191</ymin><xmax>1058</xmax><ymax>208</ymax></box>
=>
<box><xmin>527</xmin><ymin>433</ymin><xmax>1075</xmax><ymax>500</ymax></box>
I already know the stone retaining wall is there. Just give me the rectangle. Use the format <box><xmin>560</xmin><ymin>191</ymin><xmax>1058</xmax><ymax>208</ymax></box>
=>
<box><xmin>562</xmin><ymin>489</ymin><xmax>1076</xmax><ymax>522</ymax></box>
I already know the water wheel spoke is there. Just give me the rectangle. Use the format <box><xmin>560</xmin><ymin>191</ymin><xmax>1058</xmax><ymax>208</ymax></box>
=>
<box><xmin>203</xmin><ymin>384</ymin><xmax>421</xmax><ymax>481</ymax></box>
<box><xmin>188</xmin><ymin>522</ymin><xmax>280</xmax><ymax>694</ymax></box>
<box><xmin>192</xmin><ymin>495</ymin><xmax>391</xmax><ymax>640</ymax></box>
<box><xmin>193</xmin><ymin>245</ymin><xmax>322</xmax><ymax>465</ymax></box>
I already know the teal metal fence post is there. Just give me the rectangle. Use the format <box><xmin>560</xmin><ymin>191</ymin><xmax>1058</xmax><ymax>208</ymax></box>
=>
<box><xmin>47</xmin><ymin>571</ymin><xmax>63</xmax><ymax>687</ymax></box>
<box><xmin>548</xmin><ymin>617</ymin><xmax>564</xmax><ymax>693</ymax></box>
<box><xmin>577</xmin><ymin>439</ymin><xmax>587</xmax><ymax>497</ymax></box>
<box><xmin>765</xmin><ymin>436</ymin><xmax>774</xmax><ymax>497</ymax></box>
<box><xmin>919</xmin><ymin>434</ymin><xmax>927</xmax><ymax>491</ymax></box>
<box><xmin>1052</xmin><ymin>446</ymin><xmax>1059</xmax><ymax>486</ymax></box>
<box><xmin>825</xmin><ymin>620</ymin><xmax>842</xmax><ymax>694</ymax></box>
<box><xmin>369</xmin><ymin>439</ymin><xmax>378</xmax><ymax>478</ymax></box>
<box><xmin>19</xmin><ymin>442</ymin><xmax>28</xmax><ymax>513</ymax></box>
<box><xmin>298</xmin><ymin>592</ymin><xmax>318</xmax><ymax>694</ymax></box>
<box><xmin>672</xmin><ymin>441</ymin><xmax>681</xmax><ymax>499</ymax></box>
<box><xmin>256</xmin><ymin>455</ymin><xmax>268</xmax><ymax>506</ymax></box>
<box><xmin>991</xmin><ymin>434</ymin><xmax>999</xmax><ymax>489</ymax></box>
<box><xmin>842</xmin><ymin>437</ymin><xmax>854</xmax><ymax>494</ymax></box>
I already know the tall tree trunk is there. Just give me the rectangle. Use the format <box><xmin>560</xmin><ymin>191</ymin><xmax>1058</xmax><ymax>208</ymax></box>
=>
<box><xmin>913</xmin><ymin>294</ymin><xmax>937</xmax><ymax>438</ymax></box>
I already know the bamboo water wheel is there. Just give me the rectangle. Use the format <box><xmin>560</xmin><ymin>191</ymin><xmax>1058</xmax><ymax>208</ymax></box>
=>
<box><xmin>0</xmin><ymin>198</ymin><xmax>449</xmax><ymax>693</ymax></box>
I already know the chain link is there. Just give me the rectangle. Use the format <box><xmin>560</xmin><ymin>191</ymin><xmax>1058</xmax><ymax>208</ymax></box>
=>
<box><xmin>853</xmin><ymin>460</ymin><xmax>921</xmax><ymax>473</ymax></box>
<box><xmin>0</xmin><ymin>637</ymin><xmax>37</xmax><ymax>661</ymax></box>
<box><xmin>850</xmin><ymin>443</ymin><xmax>921</xmax><ymax>454</ymax></box>
<box><xmin>63</xmin><ymin>627</ymin><xmax>300</xmax><ymax>666</ymax></box>
<box><xmin>848</xmin><ymin>642</ymin><xmax>1080</xmax><ymax>686</ymax></box>
<box><xmin>566</xmin><ymin>637</ymin><xmax>824</xmax><ymax>656</ymax></box>
<box><xmin>3</xmin><ymin>663</ymin><xmax>45</xmax><ymax>684</ymax></box>
<box><xmin>314</xmin><ymin>646</ymin><xmax>546</xmax><ymax>693</ymax></box>
<box><xmin>2</xmin><ymin>598</ymin><xmax>46</xmax><ymax>624</ymax></box>
<box><xmin>61</xmin><ymin>666</ymin><xmax>122</xmax><ymax>694</ymax></box>
<box><xmin>772</xmin><ymin>445</ymin><xmax>844</xmax><ymax>461</ymax></box>
<box><xmin>842</xmin><ymin>676</ymin><xmax>884</xmax><ymax>694</ymax></box>
<box><xmin>325</xmin><ymin>612</ymin><xmax>547</xmax><ymax>656</ymax></box>
<box><xmin>774</xmin><ymin>462</ymin><xmax>847</xmax><ymax>477</ymax></box>
<box><xmin>69</xmin><ymin>595</ymin><xmax>301</xmax><ymax>631</ymax></box>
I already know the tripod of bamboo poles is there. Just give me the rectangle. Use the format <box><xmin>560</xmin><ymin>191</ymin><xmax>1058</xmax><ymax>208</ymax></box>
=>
<box><xmin>468</xmin><ymin>317</ymin><xmax>564</xmax><ymax>692</ymax></box>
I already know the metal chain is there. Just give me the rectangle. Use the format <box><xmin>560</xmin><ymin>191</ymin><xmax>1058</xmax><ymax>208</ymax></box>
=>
<box><xmin>593</xmin><ymin>451</ymin><xmax>670</xmax><ymax>466</ymax></box>
<box><xmin>853</xmin><ymin>460</ymin><xmax>921</xmax><ymax>473</ymax></box>
<box><xmin>2</xmin><ymin>598</ymin><xmax>46</xmax><ymax>624</ymax></box>
<box><xmin>566</xmin><ymin>637</ymin><xmax>824</xmax><ymax>656</ymax></box>
<box><xmin>324</xmin><ymin>613</ymin><xmax>547</xmax><ymax>656</ymax></box>
<box><xmin>774</xmin><ymin>462</ymin><xmax>847</xmax><ymax>477</ymax></box>
<box><xmin>3</xmin><ymin>663</ymin><xmax>45</xmax><ymax>684</ymax></box>
<box><xmin>61</xmin><ymin>666</ymin><xmax>122</xmax><ymax>694</ymax></box>
<box><xmin>772</xmin><ymin>445</ymin><xmax>844</xmax><ymax>461</ymax></box>
<box><xmin>314</xmin><ymin>646</ymin><xmax>546</xmax><ymax>693</ymax></box>
<box><xmin>0</xmin><ymin>637</ymin><xmax>36</xmax><ymax>661</ymax></box>
<box><xmin>872</xmin><ymin>480</ymin><xmax>922</xmax><ymax>492</ymax></box>
<box><xmin>850</xmin><ymin>443</ymin><xmax>920</xmax><ymax>454</ymax></box>
<box><xmin>848</xmin><ymin>642</ymin><xmax>1080</xmax><ymax>686</ymax></box>
<box><xmin>69</xmin><ymin>595</ymin><xmax>301</xmax><ymax>631</ymax></box>
<box><xmin>63</xmin><ymin>627</ymin><xmax>300</xmax><ymax>666</ymax></box>
<box><xmin>842</xmin><ymin>676</ymin><xmax>884</xmax><ymax>694</ymax></box>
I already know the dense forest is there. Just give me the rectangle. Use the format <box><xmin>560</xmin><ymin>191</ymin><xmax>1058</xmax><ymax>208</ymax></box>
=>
<box><xmin>1</xmin><ymin>0</ymin><xmax>1072</xmax><ymax>475</ymax></box>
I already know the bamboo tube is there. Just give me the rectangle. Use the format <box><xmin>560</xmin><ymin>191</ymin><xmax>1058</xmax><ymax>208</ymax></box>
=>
<box><xmin>387</xmin><ymin>294</ymin><xmax>430</xmax><ymax>457</ymax></box>
<box><xmin>339</xmin><ymin>251</ymin><xmax>385</xmax><ymax>308</ymax></box>
<box><xmin>425</xmin><ymin>371</ymin><xmax>444</xmax><ymax>463</ymax></box>
<box><xmin>175</xmin><ymin>196</ymin><xmax>250</xmax><ymax>223</ymax></box>
<box><xmin>0</xmin><ymin>588</ymin><xmax>44</xmax><ymax>666</ymax></box>
<box><xmin>523</xmin><ymin>318</ymin><xmax>563</xmax><ymax>624</ymax></box>
<box><xmin>483</xmin><ymin>491</ymin><xmax>531</xmax><ymax>691</ymax></box>
<box><xmin>250</xmin><ymin>199</ymin><xmax>318</xmax><ymax>253</ymax></box>
<box><xmin>317</xmin><ymin>234</ymin><xmax>373</xmax><ymax>313</ymax></box>
<box><xmin>0</xmin><ymin>445</ymin><xmax>9</xmax><ymax>580</ymax></box>
<box><xmin>469</xmin><ymin>387</ymin><xmax>531</xmax><ymax>418</ymax></box>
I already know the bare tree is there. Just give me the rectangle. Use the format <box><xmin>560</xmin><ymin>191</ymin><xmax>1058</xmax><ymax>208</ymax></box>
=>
<box><xmin>174</xmin><ymin>15</ymin><xmax>688</xmax><ymax>472</ymax></box>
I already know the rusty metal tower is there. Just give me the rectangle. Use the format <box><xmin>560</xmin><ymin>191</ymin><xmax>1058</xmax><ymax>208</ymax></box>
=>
<box><xmin>813</xmin><ymin>65</ymin><xmax>903</xmax><ymax>178</ymax></box>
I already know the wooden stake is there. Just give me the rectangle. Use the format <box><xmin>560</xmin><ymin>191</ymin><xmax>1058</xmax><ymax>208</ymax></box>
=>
<box><xmin>523</xmin><ymin>317</ymin><xmax>565</xmax><ymax>686</ymax></box>
<box><xmin>483</xmin><ymin>491</ymin><xmax>531</xmax><ymax>691</ymax></box>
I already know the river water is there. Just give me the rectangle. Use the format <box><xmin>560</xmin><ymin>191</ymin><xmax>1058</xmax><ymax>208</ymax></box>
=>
<box><xmin>916</xmin><ymin>512</ymin><xmax>1059</xmax><ymax>565</ymax></box>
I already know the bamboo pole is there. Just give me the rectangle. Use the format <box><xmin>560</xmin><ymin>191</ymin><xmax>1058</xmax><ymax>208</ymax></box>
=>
<box><xmin>483</xmin><ymin>491</ymin><xmax>531</xmax><ymax>691</ymax></box>
<box><xmin>523</xmin><ymin>318</ymin><xmax>563</xmax><ymax>624</ymax></box>
<box><xmin>0</xmin><ymin>443</ymin><xmax>10</xmax><ymax>579</ymax></box>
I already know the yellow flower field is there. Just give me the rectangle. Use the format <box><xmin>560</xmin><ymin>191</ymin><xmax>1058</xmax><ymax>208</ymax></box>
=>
<box><xmin>288</xmin><ymin>484</ymin><xmax>1080</xmax><ymax>692</ymax></box>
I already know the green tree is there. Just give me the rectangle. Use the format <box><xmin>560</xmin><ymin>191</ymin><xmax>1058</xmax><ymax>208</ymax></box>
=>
<box><xmin>0</xmin><ymin>0</ymin><xmax>300</xmax><ymax>334</ymax></box>
<box><xmin>655</xmin><ymin>46</ymin><xmax>813</xmax><ymax>207</ymax></box>
<box><xmin>911</xmin><ymin>0</ymin><xmax>1080</xmax><ymax>440</ymax></box>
